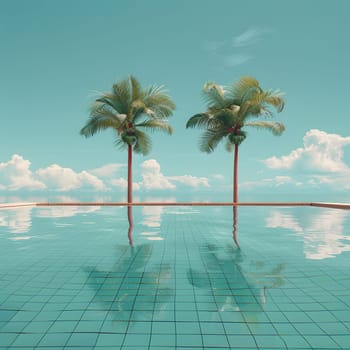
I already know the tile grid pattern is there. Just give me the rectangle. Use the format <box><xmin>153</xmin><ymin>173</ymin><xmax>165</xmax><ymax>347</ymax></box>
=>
<box><xmin>0</xmin><ymin>206</ymin><xmax>350</xmax><ymax>349</ymax></box>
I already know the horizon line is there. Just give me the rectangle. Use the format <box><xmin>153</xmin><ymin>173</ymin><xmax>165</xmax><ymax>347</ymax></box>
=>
<box><xmin>1</xmin><ymin>202</ymin><xmax>350</xmax><ymax>210</ymax></box>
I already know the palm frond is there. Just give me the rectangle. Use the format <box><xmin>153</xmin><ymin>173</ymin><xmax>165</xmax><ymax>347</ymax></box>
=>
<box><xmin>130</xmin><ymin>100</ymin><xmax>147</xmax><ymax>120</ymax></box>
<box><xmin>143</xmin><ymin>90</ymin><xmax>176</xmax><ymax>119</ymax></box>
<box><xmin>263</xmin><ymin>90</ymin><xmax>285</xmax><ymax>112</ymax></box>
<box><xmin>90</xmin><ymin>101</ymin><xmax>127</xmax><ymax>123</ymax></box>
<box><xmin>111</xmin><ymin>78</ymin><xmax>132</xmax><ymax>114</ymax></box>
<box><xmin>202</xmin><ymin>82</ymin><xmax>230</xmax><ymax>110</ymax></box>
<box><xmin>186</xmin><ymin>113</ymin><xmax>215</xmax><ymax>129</ymax></box>
<box><xmin>199</xmin><ymin>129</ymin><xmax>227</xmax><ymax>153</ymax></box>
<box><xmin>114</xmin><ymin>137</ymin><xmax>128</xmax><ymax>151</ymax></box>
<box><xmin>130</xmin><ymin>75</ymin><xmax>143</xmax><ymax>100</ymax></box>
<box><xmin>133</xmin><ymin>130</ymin><xmax>152</xmax><ymax>155</ymax></box>
<box><xmin>95</xmin><ymin>94</ymin><xmax>127</xmax><ymax>115</ymax></box>
<box><xmin>187</xmin><ymin>76</ymin><xmax>285</xmax><ymax>156</ymax></box>
<box><xmin>239</xmin><ymin>89</ymin><xmax>284</xmax><ymax>118</ymax></box>
<box><xmin>81</xmin><ymin>75</ymin><xmax>174</xmax><ymax>157</ymax></box>
<box><xmin>80</xmin><ymin>115</ymin><xmax>120</xmax><ymax>137</ymax></box>
<box><xmin>135</xmin><ymin>119</ymin><xmax>173</xmax><ymax>134</ymax></box>
<box><xmin>144</xmin><ymin>83</ymin><xmax>165</xmax><ymax>98</ymax></box>
<box><xmin>245</xmin><ymin>121</ymin><xmax>285</xmax><ymax>135</ymax></box>
<box><xmin>227</xmin><ymin>76</ymin><xmax>260</xmax><ymax>103</ymax></box>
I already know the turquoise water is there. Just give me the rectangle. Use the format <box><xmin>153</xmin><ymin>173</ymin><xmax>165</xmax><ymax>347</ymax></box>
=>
<box><xmin>0</xmin><ymin>205</ymin><xmax>350</xmax><ymax>349</ymax></box>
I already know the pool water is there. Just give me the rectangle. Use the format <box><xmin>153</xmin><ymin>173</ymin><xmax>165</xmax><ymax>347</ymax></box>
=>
<box><xmin>0</xmin><ymin>205</ymin><xmax>350</xmax><ymax>349</ymax></box>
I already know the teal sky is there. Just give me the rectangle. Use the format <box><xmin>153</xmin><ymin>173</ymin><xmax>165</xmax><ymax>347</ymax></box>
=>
<box><xmin>1</xmin><ymin>0</ymin><xmax>350</xmax><ymax>201</ymax></box>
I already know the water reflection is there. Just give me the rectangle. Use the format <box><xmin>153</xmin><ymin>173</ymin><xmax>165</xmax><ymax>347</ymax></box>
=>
<box><xmin>83</xmin><ymin>244</ymin><xmax>173</xmax><ymax>329</ymax></box>
<box><xmin>233</xmin><ymin>206</ymin><xmax>240</xmax><ymax>248</ymax></box>
<box><xmin>266</xmin><ymin>208</ymin><xmax>350</xmax><ymax>259</ymax></box>
<box><xmin>141</xmin><ymin>206</ymin><xmax>162</xmax><ymax>228</ymax></box>
<box><xmin>36</xmin><ymin>205</ymin><xmax>100</xmax><ymax>218</ymax></box>
<box><xmin>0</xmin><ymin>205</ymin><xmax>101</xmax><ymax>234</ymax></box>
<box><xmin>128</xmin><ymin>205</ymin><xmax>166</xmax><ymax>245</ymax></box>
<box><xmin>187</xmin><ymin>244</ymin><xmax>284</xmax><ymax>323</ymax></box>
<box><xmin>0</xmin><ymin>206</ymin><xmax>32</xmax><ymax>234</ymax></box>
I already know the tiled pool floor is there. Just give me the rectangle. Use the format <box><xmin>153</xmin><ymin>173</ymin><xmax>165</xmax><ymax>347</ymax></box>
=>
<box><xmin>0</xmin><ymin>205</ymin><xmax>349</xmax><ymax>349</ymax></box>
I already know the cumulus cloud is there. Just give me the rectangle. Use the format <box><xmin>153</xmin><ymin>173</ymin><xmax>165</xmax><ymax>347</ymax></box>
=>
<box><xmin>36</xmin><ymin>164</ymin><xmax>106</xmax><ymax>191</ymax></box>
<box><xmin>260</xmin><ymin>129</ymin><xmax>350</xmax><ymax>191</ymax></box>
<box><xmin>141</xmin><ymin>159</ymin><xmax>176</xmax><ymax>190</ymax></box>
<box><xmin>263</xmin><ymin>129</ymin><xmax>350</xmax><ymax>172</ymax></box>
<box><xmin>141</xmin><ymin>159</ymin><xmax>210</xmax><ymax>190</ymax></box>
<box><xmin>109</xmin><ymin>177</ymin><xmax>141</xmax><ymax>191</ymax></box>
<box><xmin>0</xmin><ymin>154</ymin><xmax>46</xmax><ymax>191</ymax></box>
<box><xmin>0</xmin><ymin>155</ymin><xmax>209</xmax><ymax>193</ymax></box>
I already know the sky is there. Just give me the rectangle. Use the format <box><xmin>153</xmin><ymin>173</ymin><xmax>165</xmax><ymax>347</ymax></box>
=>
<box><xmin>1</xmin><ymin>0</ymin><xmax>350</xmax><ymax>202</ymax></box>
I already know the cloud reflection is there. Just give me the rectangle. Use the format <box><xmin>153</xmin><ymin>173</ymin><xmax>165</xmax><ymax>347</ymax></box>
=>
<box><xmin>266</xmin><ymin>208</ymin><xmax>350</xmax><ymax>259</ymax></box>
<box><xmin>0</xmin><ymin>207</ymin><xmax>32</xmax><ymax>234</ymax></box>
<box><xmin>36</xmin><ymin>205</ymin><xmax>100</xmax><ymax>219</ymax></box>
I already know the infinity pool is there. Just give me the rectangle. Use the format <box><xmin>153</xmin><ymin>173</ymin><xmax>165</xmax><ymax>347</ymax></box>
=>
<box><xmin>0</xmin><ymin>205</ymin><xmax>349</xmax><ymax>349</ymax></box>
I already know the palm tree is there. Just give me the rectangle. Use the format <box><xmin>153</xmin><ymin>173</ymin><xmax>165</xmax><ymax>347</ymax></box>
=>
<box><xmin>80</xmin><ymin>76</ymin><xmax>175</xmax><ymax>242</ymax></box>
<box><xmin>186</xmin><ymin>76</ymin><xmax>285</xmax><ymax>204</ymax></box>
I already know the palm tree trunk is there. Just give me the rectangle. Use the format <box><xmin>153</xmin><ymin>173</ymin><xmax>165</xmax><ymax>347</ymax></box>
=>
<box><xmin>127</xmin><ymin>144</ymin><xmax>133</xmax><ymax>245</ymax></box>
<box><xmin>232</xmin><ymin>144</ymin><xmax>240</xmax><ymax>248</ymax></box>
<box><xmin>233</xmin><ymin>144</ymin><xmax>239</xmax><ymax>203</ymax></box>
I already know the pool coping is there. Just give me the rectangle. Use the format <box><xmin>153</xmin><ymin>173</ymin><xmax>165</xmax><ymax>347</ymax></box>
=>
<box><xmin>1</xmin><ymin>201</ymin><xmax>350</xmax><ymax>209</ymax></box>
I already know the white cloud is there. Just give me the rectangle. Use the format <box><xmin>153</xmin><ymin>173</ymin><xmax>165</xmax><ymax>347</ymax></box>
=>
<box><xmin>0</xmin><ymin>155</ymin><xmax>209</xmax><ymax>193</ymax></box>
<box><xmin>109</xmin><ymin>177</ymin><xmax>141</xmax><ymax>191</ymax></box>
<box><xmin>212</xmin><ymin>174</ymin><xmax>225</xmax><ymax>181</ymax></box>
<box><xmin>263</xmin><ymin>129</ymin><xmax>350</xmax><ymax>172</ymax></box>
<box><xmin>205</xmin><ymin>27</ymin><xmax>269</xmax><ymax>68</ymax></box>
<box><xmin>141</xmin><ymin>159</ymin><xmax>176</xmax><ymax>190</ymax></box>
<box><xmin>261</xmin><ymin>129</ymin><xmax>350</xmax><ymax>191</ymax></box>
<box><xmin>240</xmin><ymin>175</ymin><xmax>301</xmax><ymax>190</ymax></box>
<box><xmin>36</xmin><ymin>164</ymin><xmax>107</xmax><ymax>191</ymax></box>
<box><xmin>274</xmin><ymin>176</ymin><xmax>300</xmax><ymax>186</ymax></box>
<box><xmin>263</xmin><ymin>148</ymin><xmax>304</xmax><ymax>170</ymax></box>
<box><xmin>168</xmin><ymin>175</ymin><xmax>209</xmax><ymax>188</ymax></box>
<box><xmin>140</xmin><ymin>159</ymin><xmax>210</xmax><ymax>190</ymax></box>
<box><xmin>233</xmin><ymin>28</ymin><xmax>263</xmax><ymax>47</ymax></box>
<box><xmin>0</xmin><ymin>154</ymin><xmax>46</xmax><ymax>191</ymax></box>
<box><xmin>89</xmin><ymin>163</ymin><xmax>125</xmax><ymax>178</ymax></box>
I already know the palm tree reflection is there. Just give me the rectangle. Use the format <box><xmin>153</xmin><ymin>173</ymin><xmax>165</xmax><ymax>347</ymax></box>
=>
<box><xmin>233</xmin><ymin>205</ymin><xmax>240</xmax><ymax>248</ymax></box>
<box><xmin>187</xmin><ymin>244</ymin><xmax>284</xmax><ymax>323</ymax></box>
<box><xmin>83</xmin><ymin>244</ymin><xmax>173</xmax><ymax>330</ymax></box>
<box><xmin>127</xmin><ymin>205</ymin><xmax>134</xmax><ymax>245</ymax></box>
